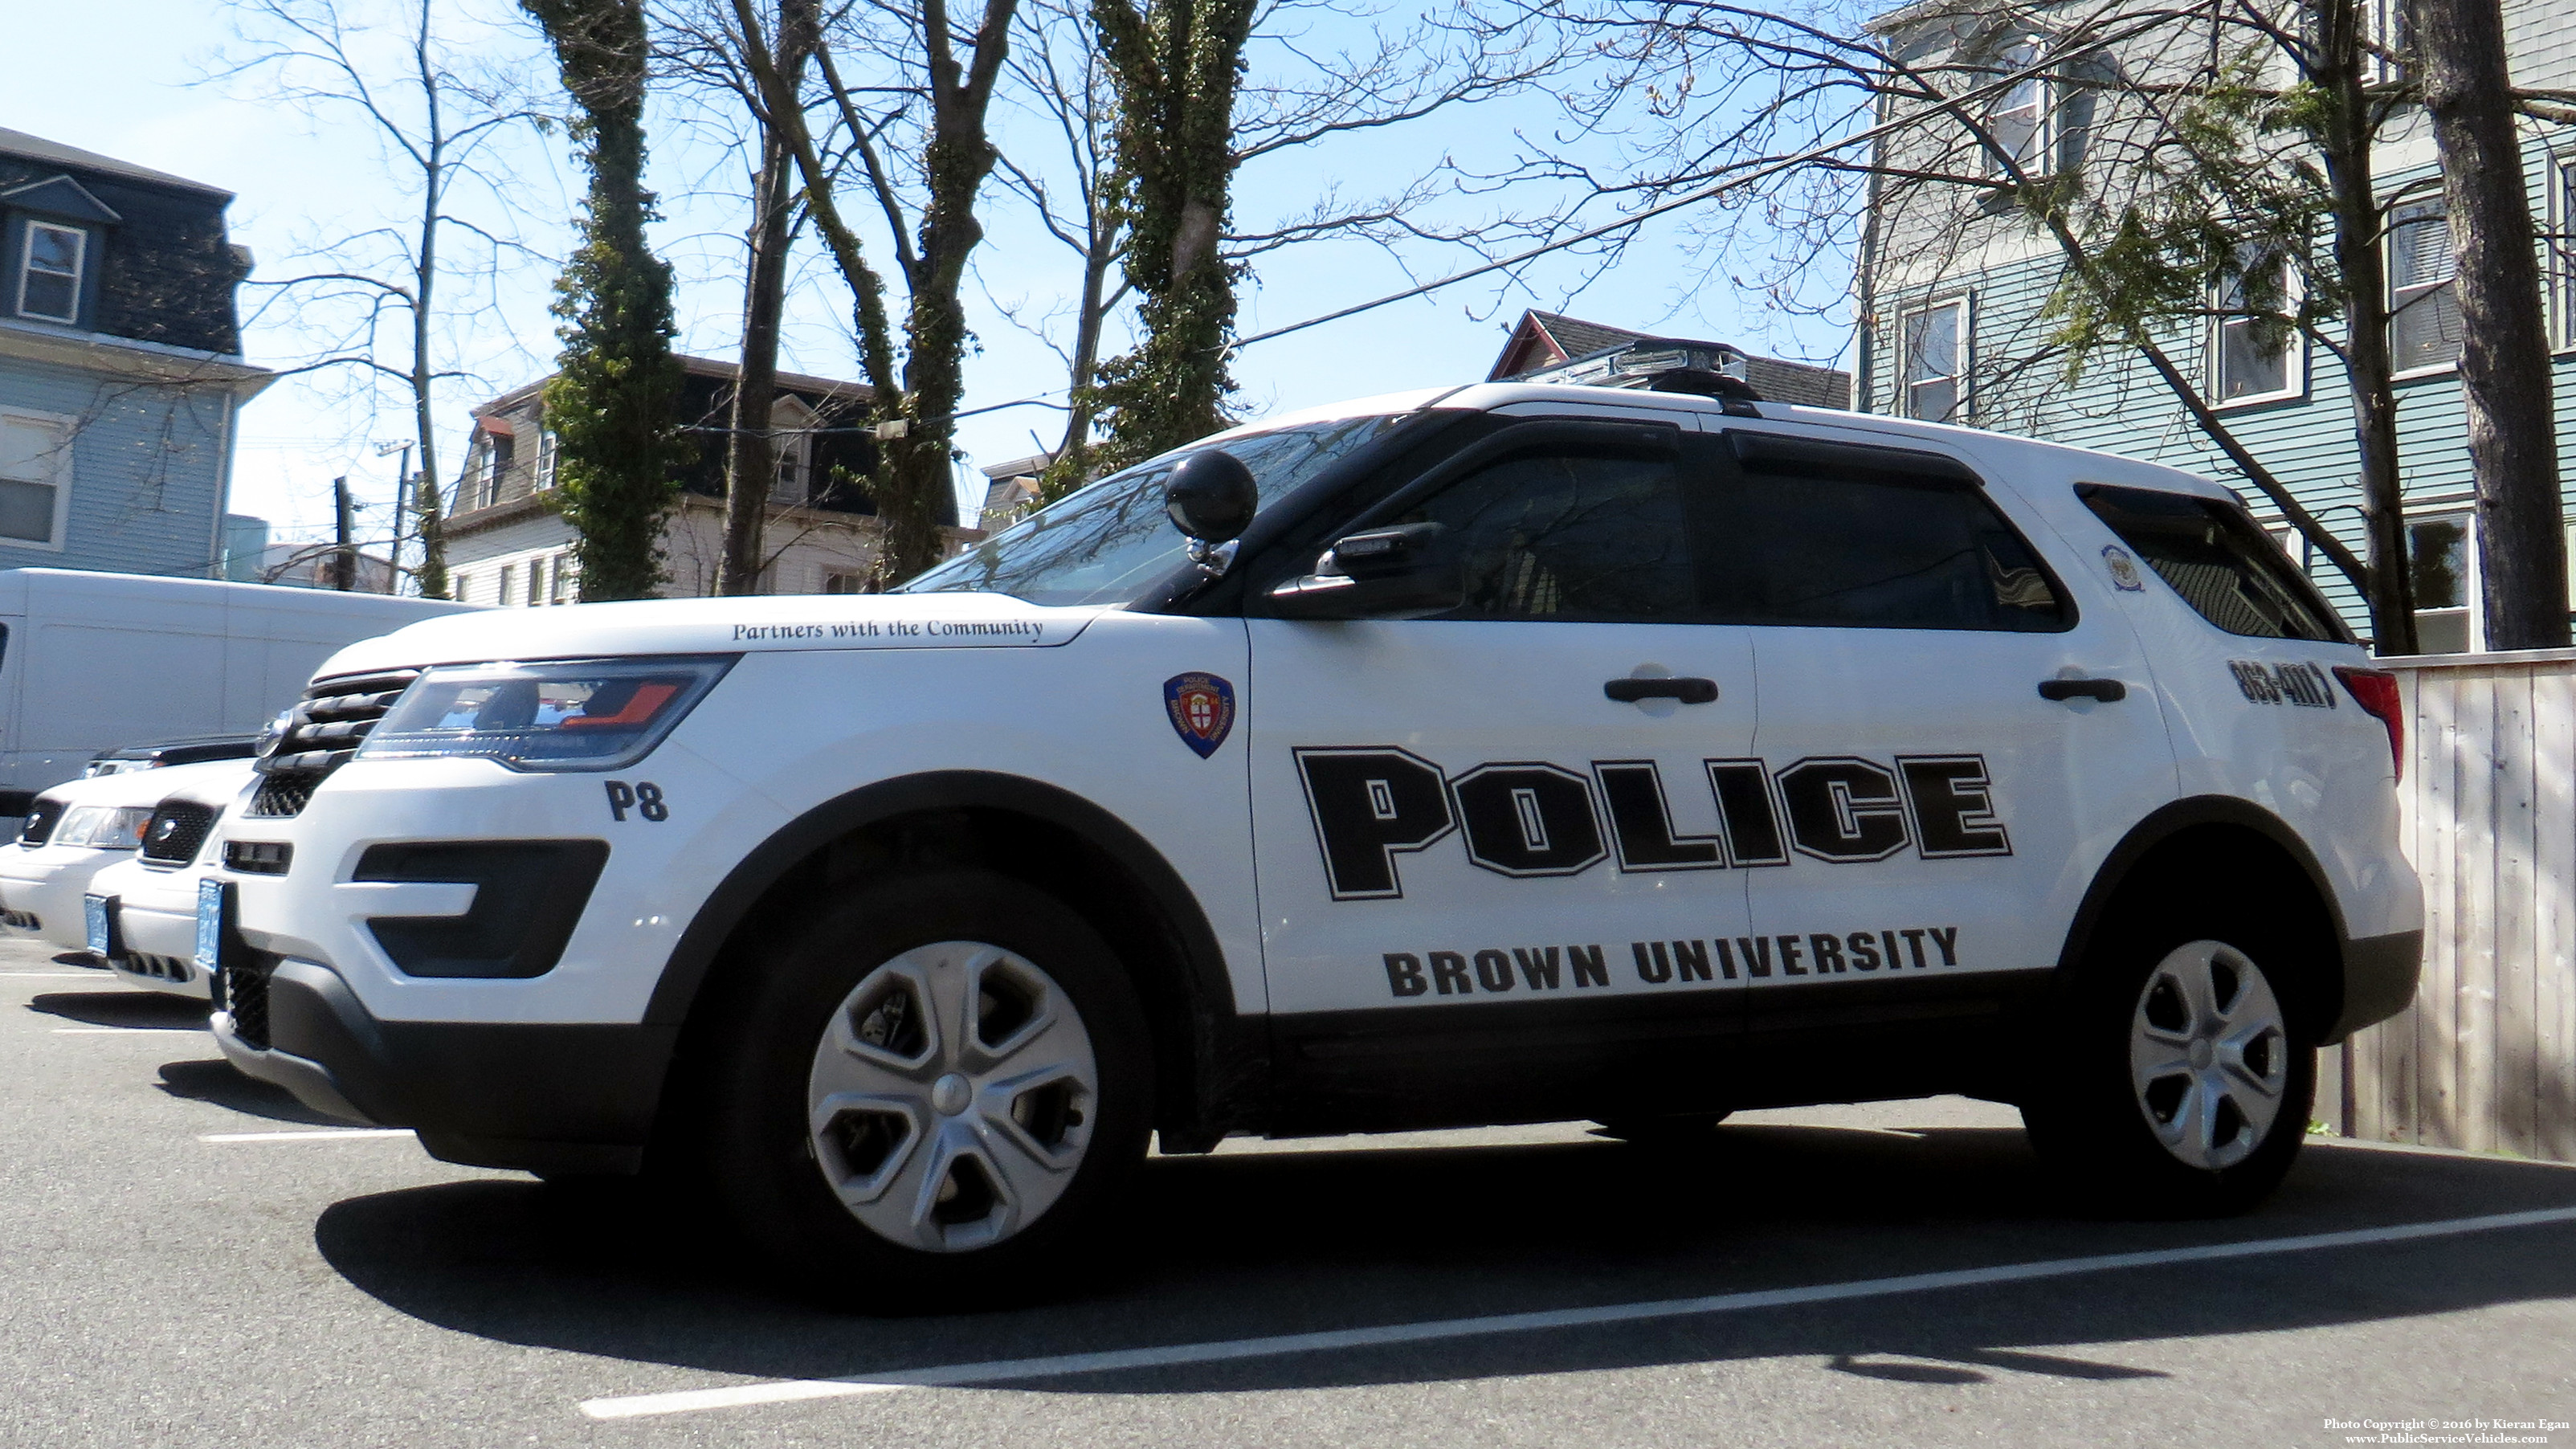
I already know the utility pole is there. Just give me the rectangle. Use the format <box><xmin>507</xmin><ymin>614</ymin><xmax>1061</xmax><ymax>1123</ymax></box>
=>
<box><xmin>376</xmin><ymin>439</ymin><xmax>415</xmax><ymax>591</ymax></box>
<box><xmin>332</xmin><ymin>476</ymin><xmax>357</xmax><ymax>591</ymax></box>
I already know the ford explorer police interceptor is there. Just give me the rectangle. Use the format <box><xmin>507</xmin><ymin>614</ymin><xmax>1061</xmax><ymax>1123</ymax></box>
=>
<box><xmin>206</xmin><ymin>372</ymin><xmax>2422</xmax><ymax>1303</ymax></box>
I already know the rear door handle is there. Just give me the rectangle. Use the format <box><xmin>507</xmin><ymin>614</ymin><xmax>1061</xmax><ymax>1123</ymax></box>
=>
<box><xmin>2037</xmin><ymin>677</ymin><xmax>2127</xmax><ymax>703</ymax></box>
<box><xmin>1606</xmin><ymin>677</ymin><xmax>1719</xmax><ymax>704</ymax></box>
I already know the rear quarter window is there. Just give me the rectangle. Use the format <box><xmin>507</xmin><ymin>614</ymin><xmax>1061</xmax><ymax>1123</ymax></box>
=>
<box><xmin>2076</xmin><ymin>483</ymin><xmax>2349</xmax><ymax>642</ymax></box>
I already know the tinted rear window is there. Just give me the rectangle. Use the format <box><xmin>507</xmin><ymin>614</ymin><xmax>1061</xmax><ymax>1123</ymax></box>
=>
<box><xmin>1699</xmin><ymin>433</ymin><xmax>2069</xmax><ymax>632</ymax></box>
<box><xmin>2078</xmin><ymin>484</ymin><xmax>2346</xmax><ymax>641</ymax></box>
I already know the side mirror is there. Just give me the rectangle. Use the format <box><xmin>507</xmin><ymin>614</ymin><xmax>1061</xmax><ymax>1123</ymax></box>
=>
<box><xmin>1164</xmin><ymin>449</ymin><xmax>1259</xmax><ymax>545</ymax></box>
<box><xmin>1268</xmin><ymin>522</ymin><xmax>1464</xmax><ymax>618</ymax></box>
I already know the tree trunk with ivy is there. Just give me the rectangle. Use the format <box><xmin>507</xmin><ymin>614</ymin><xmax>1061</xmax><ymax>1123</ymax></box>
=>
<box><xmin>525</xmin><ymin>0</ymin><xmax>688</xmax><ymax>602</ymax></box>
<box><xmin>1079</xmin><ymin>0</ymin><xmax>1258</xmax><ymax>474</ymax></box>
<box><xmin>412</xmin><ymin>471</ymin><xmax>450</xmax><ymax>598</ymax></box>
<box><xmin>2416</xmin><ymin>0</ymin><xmax>2570</xmax><ymax>651</ymax></box>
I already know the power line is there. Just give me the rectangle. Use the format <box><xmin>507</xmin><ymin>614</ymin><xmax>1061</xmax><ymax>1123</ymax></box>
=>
<box><xmin>1229</xmin><ymin>22</ymin><xmax>2167</xmax><ymax>351</ymax></box>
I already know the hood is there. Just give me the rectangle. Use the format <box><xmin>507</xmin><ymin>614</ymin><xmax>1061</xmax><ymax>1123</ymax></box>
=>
<box><xmin>309</xmin><ymin>592</ymin><xmax>1106</xmax><ymax>680</ymax></box>
<box><xmin>43</xmin><ymin>759</ymin><xmax>257</xmax><ymax>810</ymax></box>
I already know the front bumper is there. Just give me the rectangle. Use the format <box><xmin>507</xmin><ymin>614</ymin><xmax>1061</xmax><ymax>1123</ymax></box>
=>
<box><xmin>0</xmin><ymin>850</ymin><xmax>124</xmax><ymax>952</ymax></box>
<box><xmin>107</xmin><ymin>868</ymin><xmax>216</xmax><ymax>1000</ymax></box>
<box><xmin>213</xmin><ymin>954</ymin><xmax>675</xmax><ymax>1174</ymax></box>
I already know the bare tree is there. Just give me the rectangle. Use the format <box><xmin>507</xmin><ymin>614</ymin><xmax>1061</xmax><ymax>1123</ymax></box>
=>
<box><xmin>1477</xmin><ymin>0</ymin><xmax>2450</xmax><ymax>648</ymax></box>
<box><xmin>1075</xmin><ymin>0</ymin><xmax>1569</xmax><ymax>474</ymax></box>
<box><xmin>218</xmin><ymin>0</ymin><xmax>548</xmax><ymax>599</ymax></box>
<box><xmin>986</xmin><ymin>0</ymin><xmax>1129</xmax><ymax>490</ymax></box>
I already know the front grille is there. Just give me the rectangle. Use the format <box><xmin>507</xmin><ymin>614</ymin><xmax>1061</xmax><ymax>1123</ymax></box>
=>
<box><xmin>227</xmin><ymin>956</ymin><xmax>276</xmax><ymax>1049</ymax></box>
<box><xmin>2</xmin><ymin>909</ymin><xmax>38</xmax><ymax>930</ymax></box>
<box><xmin>18</xmin><ymin>797</ymin><xmax>62</xmax><ymax>845</ymax></box>
<box><xmin>141</xmin><ymin>802</ymin><xmax>219</xmax><ymax>866</ymax></box>
<box><xmin>248</xmin><ymin>670</ymin><xmax>418</xmax><ymax>818</ymax></box>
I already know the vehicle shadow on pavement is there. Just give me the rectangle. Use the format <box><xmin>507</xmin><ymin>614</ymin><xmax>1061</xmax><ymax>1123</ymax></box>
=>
<box><xmin>27</xmin><ymin>990</ymin><xmax>210</xmax><ymax>1030</ymax></box>
<box><xmin>152</xmin><ymin>1057</ymin><xmax>345</xmax><ymax>1127</ymax></box>
<box><xmin>310</xmin><ymin>1124</ymin><xmax>2576</xmax><ymax>1394</ymax></box>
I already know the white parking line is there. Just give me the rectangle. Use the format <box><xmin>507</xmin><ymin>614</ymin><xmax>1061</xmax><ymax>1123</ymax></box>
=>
<box><xmin>578</xmin><ymin>1203</ymin><xmax>2576</xmax><ymax>1421</ymax></box>
<box><xmin>200</xmin><ymin>1129</ymin><xmax>414</xmax><ymax>1143</ymax></box>
<box><xmin>52</xmin><ymin>1027</ymin><xmax>203</xmax><ymax>1035</ymax></box>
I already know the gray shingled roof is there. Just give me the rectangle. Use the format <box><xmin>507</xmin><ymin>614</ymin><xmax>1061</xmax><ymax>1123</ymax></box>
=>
<box><xmin>1529</xmin><ymin>312</ymin><xmax>1657</xmax><ymax>361</ymax></box>
<box><xmin>0</xmin><ymin>127</ymin><xmax>233</xmax><ymax>198</ymax></box>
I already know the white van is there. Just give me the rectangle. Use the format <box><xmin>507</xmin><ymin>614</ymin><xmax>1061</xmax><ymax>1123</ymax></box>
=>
<box><xmin>0</xmin><ymin>569</ymin><xmax>473</xmax><ymax>820</ymax></box>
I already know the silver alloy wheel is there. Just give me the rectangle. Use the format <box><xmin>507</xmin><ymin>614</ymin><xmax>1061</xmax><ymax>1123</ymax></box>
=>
<box><xmin>806</xmin><ymin>940</ymin><xmax>1099</xmax><ymax>1253</ymax></box>
<box><xmin>2128</xmin><ymin>939</ymin><xmax>2290</xmax><ymax>1171</ymax></box>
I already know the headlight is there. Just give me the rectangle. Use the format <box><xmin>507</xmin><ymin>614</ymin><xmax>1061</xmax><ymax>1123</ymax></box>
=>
<box><xmin>354</xmin><ymin>655</ymin><xmax>735</xmax><ymax>773</ymax></box>
<box><xmin>53</xmin><ymin>805</ymin><xmax>153</xmax><ymax>849</ymax></box>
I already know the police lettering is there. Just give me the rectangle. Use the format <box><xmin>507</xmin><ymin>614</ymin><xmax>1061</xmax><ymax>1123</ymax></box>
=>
<box><xmin>1299</xmin><ymin>747</ymin><xmax>2011</xmax><ymax>899</ymax></box>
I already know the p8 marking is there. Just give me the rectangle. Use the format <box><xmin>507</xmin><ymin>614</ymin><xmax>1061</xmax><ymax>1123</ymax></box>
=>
<box><xmin>604</xmin><ymin>781</ymin><xmax>669</xmax><ymax>822</ymax></box>
<box><xmin>1294</xmin><ymin>747</ymin><xmax>2009</xmax><ymax>900</ymax></box>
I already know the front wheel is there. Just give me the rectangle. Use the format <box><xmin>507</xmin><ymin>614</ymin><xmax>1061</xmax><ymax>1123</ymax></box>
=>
<box><xmin>2023</xmin><ymin>933</ymin><xmax>2315</xmax><ymax>1217</ymax></box>
<box><xmin>695</xmin><ymin>871</ymin><xmax>1153</xmax><ymax>1307</ymax></box>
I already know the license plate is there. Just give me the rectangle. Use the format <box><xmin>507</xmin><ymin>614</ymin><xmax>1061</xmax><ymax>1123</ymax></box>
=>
<box><xmin>84</xmin><ymin>894</ymin><xmax>111</xmax><ymax>958</ymax></box>
<box><xmin>194</xmin><ymin>877</ymin><xmax>225</xmax><ymax>979</ymax></box>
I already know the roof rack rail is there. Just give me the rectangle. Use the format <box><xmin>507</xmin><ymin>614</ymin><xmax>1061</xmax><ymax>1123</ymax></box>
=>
<box><xmin>1510</xmin><ymin>339</ymin><xmax>1765</xmax><ymax>417</ymax></box>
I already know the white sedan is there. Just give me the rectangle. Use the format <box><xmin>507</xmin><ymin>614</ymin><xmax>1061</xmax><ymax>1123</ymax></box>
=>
<box><xmin>0</xmin><ymin>761</ymin><xmax>253</xmax><ymax>960</ymax></box>
<box><xmin>88</xmin><ymin>762</ymin><xmax>257</xmax><ymax>1000</ymax></box>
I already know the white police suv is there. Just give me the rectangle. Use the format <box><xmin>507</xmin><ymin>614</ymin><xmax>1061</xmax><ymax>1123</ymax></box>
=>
<box><xmin>209</xmin><ymin>369</ymin><xmax>2421</xmax><ymax>1302</ymax></box>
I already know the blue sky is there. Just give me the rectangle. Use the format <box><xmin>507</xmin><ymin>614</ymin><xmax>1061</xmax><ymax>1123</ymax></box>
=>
<box><xmin>10</xmin><ymin>0</ymin><xmax>1855</xmax><ymax>557</ymax></box>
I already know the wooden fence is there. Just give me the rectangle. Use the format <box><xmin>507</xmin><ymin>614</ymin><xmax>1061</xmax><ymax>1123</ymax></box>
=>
<box><xmin>2321</xmin><ymin>647</ymin><xmax>2576</xmax><ymax>1161</ymax></box>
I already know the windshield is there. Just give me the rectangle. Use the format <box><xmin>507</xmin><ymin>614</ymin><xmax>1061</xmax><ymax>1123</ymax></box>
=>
<box><xmin>904</xmin><ymin>414</ymin><xmax>1415</xmax><ymax>605</ymax></box>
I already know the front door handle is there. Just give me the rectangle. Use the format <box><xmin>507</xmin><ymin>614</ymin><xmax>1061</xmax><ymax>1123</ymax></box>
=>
<box><xmin>2038</xmin><ymin>677</ymin><xmax>2128</xmax><ymax>703</ymax></box>
<box><xmin>1606</xmin><ymin>677</ymin><xmax>1719</xmax><ymax>704</ymax></box>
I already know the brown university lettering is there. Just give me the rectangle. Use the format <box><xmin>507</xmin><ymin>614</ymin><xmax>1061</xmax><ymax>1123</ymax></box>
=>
<box><xmin>1380</xmin><ymin>926</ymin><xmax>1964</xmax><ymax>998</ymax></box>
<box><xmin>1295</xmin><ymin>747</ymin><xmax>2010</xmax><ymax>900</ymax></box>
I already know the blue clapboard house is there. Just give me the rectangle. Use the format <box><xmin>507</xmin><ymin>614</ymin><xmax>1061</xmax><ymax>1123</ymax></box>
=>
<box><xmin>1853</xmin><ymin>4</ymin><xmax>2576</xmax><ymax>652</ymax></box>
<box><xmin>0</xmin><ymin>128</ymin><xmax>270</xmax><ymax>581</ymax></box>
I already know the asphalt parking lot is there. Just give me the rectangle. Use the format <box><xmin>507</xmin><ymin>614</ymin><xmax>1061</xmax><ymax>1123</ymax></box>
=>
<box><xmin>5</xmin><ymin>937</ymin><xmax>2574</xmax><ymax>1449</ymax></box>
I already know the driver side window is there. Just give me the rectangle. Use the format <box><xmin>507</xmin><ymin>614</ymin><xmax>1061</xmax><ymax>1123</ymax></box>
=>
<box><xmin>1388</xmin><ymin>448</ymin><xmax>1700</xmax><ymax>623</ymax></box>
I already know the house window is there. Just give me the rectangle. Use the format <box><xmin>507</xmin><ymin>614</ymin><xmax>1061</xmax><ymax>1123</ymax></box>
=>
<box><xmin>0</xmin><ymin>410</ymin><xmax>70</xmax><ymax>549</ymax></box>
<box><xmin>17</xmin><ymin>223</ymin><xmax>84</xmax><ymax>324</ymax></box>
<box><xmin>1899</xmin><ymin>300</ymin><xmax>1966</xmax><ymax>422</ymax></box>
<box><xmin>2556</xmin><ymin>160</ymin><xmax>2576</xmax><ymax>349</ymax></box>
<box><xmin>1984</xmin><ymin>39</ymin><xmax>2051</xmax><ymax>179</ymax></box>
<box><xmin>534</xmin><ymin>429</ymin><xmax>558</xmax><ymax>491</ymax></box>
<box><xmin>2390</xmin><ymin>201</ymin><xmax>2463</xmax><ymax>375</ymax></box>
<box><xmin>2215</xmin><ymin>247</ymin><xmax>2303</xmax><ymax>404</ymax></box>
<box><xmin>498</xmin><ymin>562</ymin><xmax>516</xmax><ymax>606</ymax></box>
<box><xmin>452</xmin><ymin>571</ymin><xmax>469</xmax><ymax>602</ymax></box>
<box><xmin>530</xmin><ymin>554</ymin><xmax>550</xmax><ymax>606</ymax></box>
<box><xmin>2364</xmin><ymin>0</ymin><xmax>2411</xmax><ymax>84</ymax></box>
<box><xmin>552</xmin><ymin>552</ymin><xmax>575</xmax><ymax>603</ymax></box>
<box><xmin>771</xmin><ymin>439</ymin><xmax>807</xmax><ymax>504</ymax></box>
<box><xmin>2409</xmin><ymin>512</ymin><xmax>2474</xmax><ymax>654</ymax></box>
<box><xmin>823</xmin><ymin>569</ymin><xmax>868</xmax><ymax>594</ymax></box>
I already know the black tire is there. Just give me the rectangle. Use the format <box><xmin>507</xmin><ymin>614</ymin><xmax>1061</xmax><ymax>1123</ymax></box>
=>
<box><xmin>692</xmin><ymin>869</ymin><xmax>1153</xmax><ymax>1309</ymax></box>
<box><xmin>2023</xmin><ymin>912</ymin><xmax>2316</xmax><ymax>1218</ymax></box>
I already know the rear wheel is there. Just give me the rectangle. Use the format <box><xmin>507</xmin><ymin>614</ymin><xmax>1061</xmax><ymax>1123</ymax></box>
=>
<box><xmin>695</xmin><ymin>871</ymin><xmax>1152</xmax><ymax>1307</ymax></box>
<box><xmin>2024</xmin><ymin>927</ymin><xmax>2314</xmax><ymax>1216</ymax></box>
